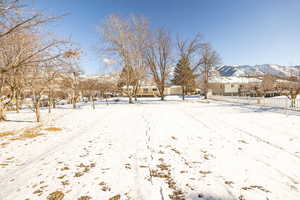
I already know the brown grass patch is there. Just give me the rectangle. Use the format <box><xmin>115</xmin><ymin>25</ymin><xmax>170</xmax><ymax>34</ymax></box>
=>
<box><xmin>61</xmin><ymin>180</ymin><xmax>70</xmax><ymax>186</ymax></box>
<box><xmin>157</xmin><ymin>164</ymin><xmax>170</xmax><ymax>171</ymax></box>
<box><xmin>199</xmin><ymin>170</ymin><xmax>211</xmax><ymax>175</ymax></box>
<box><xmin>171</xmin><ymin>148</ymin><xmax>181</xmax><ymax>155</ymax></box>
<box><xmin>150</xmin><ymin>169</ymin><xmax>170</xmax><ymax>179</ymax></box>
<box><xmin>0</xmin><ymin>163</ymin><xmax>8</xmax><ymax>166</ymax></box>
<box><xmin>242</xmin><ymin>185</ymin><xmax>270</xmax><ymax>193</ymax></box>
<box><xmin>74</xmin><ymin>172</ymin><xmax>84</xmax><ymax>177</ymax></box>
<box><xmin>47</xmin><ymin>191</ymin><xmax>65</xmax><ymax>200</ymax></box>
<box><xmin>78</xmin><ymin>196</ymin><xmax>92</xmax><ymax>200</ymax></box>
<box><xmin>44</xmin><ymin>127</ymin><xmax>62</xmax><ymax>132</ymax></box>
<box><xmin>33</xmin><ymin>189</ymin><xmax>43</xmax><ymax>196</ymax></box>
<box><xmin>0</xmin><ymin>142</ymin><xmax>9</xmax><ymax>147</ymax></box>
<box><xmin>57</xmin><ymin>175</ymin><xmax>66</xmax><ymax>179</ymax></box>
<box><xmin>109</xmin><ymin>195</ymin><xmax>120</xmax><ymax>200</ymax></box>
<box><xmin>10</xmin><ymin>126</ymin><xmax>44</xmax><ymax>141</ymax></box>
<box><xmin>0</xmin><ymin>131</ymin><xmax>15</xmax><ymax>138</ymax></box>
<box><xmin>6</xmin><ymin>157</ymin><xmax>14</xmax><ymax>160</ymax></box>
<box><xmin>99</xmin><ymin>181</ymin><xmax>111</xmax><ymax>191</ymax></box>
<box><xmin>225</xmin><ymin>181</ymin><xmax>234</xmax><ymax>185</ymax></box>
<box><xmin>60</xmin><ymin>166</ymin><xmax>70</xmax><ymax>171</ymax></box>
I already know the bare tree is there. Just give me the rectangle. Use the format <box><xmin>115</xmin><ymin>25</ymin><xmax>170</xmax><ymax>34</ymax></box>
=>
<box><xmin>80</xmin><ymin>78</ymin><xmax>99</xmax><ymax>109</ymax></box>
<box><xmin>260</xmin><ymin>74</ymin><xmax>276</xmax><ymax>97</ymax></box>
<box><xmin>0</xmin><ymin>0</ymin><xmax>65</xmax><ymax>40</ymax></box>
<box><xmin>200</xmin><ymin>43</ymin><xmax>221</xmax><ymax>99</ymax></box>
<box><xmin>277</xmin><ymin>74</ymin><xmax>300</xmax><ymax>108</ymax></box>
<box><xmin>145</xmin><ymin>29</ymin><xmax>172</xmax><ymax>100</ymax></box>
<box><xmin>60</xmin><ymin>49</ymin><xmax>81</xmax><ymax>109</ymax></box>
<box><xmin>98</xmin><ymin>14</ymin><xmax>148</xmax><ymax>103</ymax></box>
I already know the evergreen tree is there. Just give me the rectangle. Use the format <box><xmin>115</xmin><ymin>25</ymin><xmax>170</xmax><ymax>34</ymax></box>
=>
<box><xmin>172</xmin><ymin>56</ymin><xmax>196</xmax><ymax>100</ymax></box>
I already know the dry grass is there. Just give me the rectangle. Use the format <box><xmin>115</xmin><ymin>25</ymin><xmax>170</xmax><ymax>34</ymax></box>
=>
<box><xmin>61</xmin><ymin>180</ymin><xmax>70</xmax><ymax>186</ymax></box>
<box><xmin>242</xmin><ymin>185</ymin><xmax>270</xmax><ymax>193</ymax></box>
<box><xmin>78</xmin><ymin>196</ymin><xmax>92</xmax><ymax>200</ymax></box>
<box><xmin>74</xmin><ymin>172</ymin><xmax>84</xmax><ymax>177</ymax></box>
<box><xmin>10</xmin><ymin>126</ymin><xmax>44</xmax><ymax>141</ymax></box>
<box><xmin>0</xmin><ymin>131</ymin><xmax>15</xmax><ymax>138</ymax></box>
<box><xmin>47</xmin><ymin>191</ymin><xmax>65</xmax><ymax>200</ymax></box>
<box><xmin>0</xmin><ymin>142</ymin><xmax>9</xmax><ymax>148</ymax></box>
<box><xmin>33</xmin><ymin>189</ymin><xmax>43</xmax><ymax>196</ymax></box>
<box><xmin>225</xmin><ymin>181</ymin><xmax>234</xmax><ymax>185</ymax></box>
<box><xmin>109</xmin><ymin>195</ymin><xmax>120</xmax><ymax>200</ymax></box>
<box><xmin>44</xmin><ymin>127</ymin><xmax>62</xmax><ymax>132</ymax></box>
<box><xmin>99</xmin><ymin>182</ymin><xmax>111</xmax><ymax>192</ymax></box>
<box><xmin>199</xmin><ymin>170</ymin><xmax>211</xmax><ymax>175</ymax></box>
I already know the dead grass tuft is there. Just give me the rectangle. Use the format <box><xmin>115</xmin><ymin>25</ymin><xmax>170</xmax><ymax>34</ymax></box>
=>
<box><xmin>171</xmin><ymin>136</ymin><xmax>177</xmax><ymax>140</ymax></box>
<box><xmin>225</xmin><ymin>181</ymin><xmax>234</xmax><ymax>185</ymax></box>
<box><xmin>44</xmin><ymin>127</ymin><xmax>62</xmax><ymax>132</ymax></box>
<box><xmin>47</xmin><ymin>191</ymin><xmax>65</xmax><ymax>200</ymax></box>
<box><xmin>74</xmin><ymin>172</ymin><xmax>84</xmax><ymax>177</ymax></box>
<box><xmin>61</xmin><ymin>180</ymin><xmax>70</xmax><ymax>186</ymax></box>
<box><xmin>99</xmin><ymin>181</ymin><xmax>111</xmax><ymax>192</ymax></box>
<box><xmin>33</xmin><ymin>189</ymin><xmax>43</xmax><ymax>196</ymax></box>
<box><xmin>0</xmin><ymin>142</ymin><xmax>9</xmax><ymax>147</ymax></box>
<box><xmin>242</xmin><ymin>185</ymin><xmax>270</xmax><ymax>193</ymax></box>
<box><xmin>171</xmin><ymin>148</ymin><xmax>181</xmax><ymax>155</ymax></box>
<box><xmin>109</xmin><ymin>194</ymin><xmax>121</xmax><ymax>200</ymax></box>
<box><xmin>78</xmin><ymin>196</ymin><xmax>92</xmax><ymax>200</ymax></box>
<box><xmin>0</xmin><ymin>131</ymin><xmax>15</xmax><ymax>138</ymax></box>
<box><xmin>199</xmin><ymin>170</ymin><xmax>211</xmax><ymax>175</ymax></box>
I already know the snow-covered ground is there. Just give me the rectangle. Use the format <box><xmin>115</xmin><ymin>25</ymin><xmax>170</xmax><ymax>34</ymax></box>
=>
<box><xmin>0</xmin><ymin>98</ymin><xmax>300</xmax><ymax>200</ymax></box>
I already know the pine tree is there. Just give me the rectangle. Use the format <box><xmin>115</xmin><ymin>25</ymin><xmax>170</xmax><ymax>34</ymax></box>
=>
<box><xmin>172</xmin><ymin>56</ymin><xmax>196</xmax><ymax>100</ymax></box>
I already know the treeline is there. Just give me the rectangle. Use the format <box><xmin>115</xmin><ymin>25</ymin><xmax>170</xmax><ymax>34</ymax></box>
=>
<box><xmin>98</xmin><ymin>15</ymin><xmax>221</xmax><ymax>103</ymax></box>
<box><xmin>0</xmin><ymin>0</ymin><xmax>115</xmax><ymax>122</ymax></box>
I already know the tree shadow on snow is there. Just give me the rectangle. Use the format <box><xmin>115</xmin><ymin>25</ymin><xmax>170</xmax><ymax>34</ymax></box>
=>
<box><xmin>6</xmin><ymin>119</ymin><xmax>35</xmax><ymax>123</ymax></box>
<box><xmin>211</xmin><ymin>101</ymin><xmax>300</xmax><ymax>117</ymax></box>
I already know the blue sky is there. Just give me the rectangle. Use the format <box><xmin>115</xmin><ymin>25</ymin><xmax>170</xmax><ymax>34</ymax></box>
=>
<box><xmin>28</xmin><ymin>0</ymin><xmax>300</xmax><ymax>74</ymax></box>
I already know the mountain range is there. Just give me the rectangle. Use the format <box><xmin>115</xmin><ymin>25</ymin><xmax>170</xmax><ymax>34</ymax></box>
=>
<box><xmin>215</xmin><ymin>64</ymin><xmax>300</xmax><ymax>77</ymax></box>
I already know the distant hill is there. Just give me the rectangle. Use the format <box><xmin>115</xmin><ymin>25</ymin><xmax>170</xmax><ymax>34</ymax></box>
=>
<box><xmin>216</xmin><ymin>64</ymin><xmax>300</xmax><ymax>77</ymax></box>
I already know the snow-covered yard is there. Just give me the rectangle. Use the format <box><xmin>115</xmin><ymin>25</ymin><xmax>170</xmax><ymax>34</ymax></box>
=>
<box><xmin>0</xmin><ymin>98</ymin><xmax>300</xmax><ymax>200</ymax></box>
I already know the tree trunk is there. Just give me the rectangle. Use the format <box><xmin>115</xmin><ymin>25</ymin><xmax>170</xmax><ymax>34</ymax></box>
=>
<box><xmin>35</xmin><ymin>102</ymin><xmax>41</xmax><ymax>122</ymax></box>
<box><xmin>129</xmin><ymin>96</ymin><xmax>133</xmax><ymax>104</ymax></box>
<box><xmin>91</xmin><ymin>96</ymin><xmax>95</xmax><ymax>109</ymax></box>
<box><xmin>48</xmin><ymin>98</ymin><xmax>52</xmax><ymax>113</ymax></box>
<box><xmin>0</xmin><ymin>105</ymin><xmax>7</xmax><ymax>121</ymax></box>
<box><xmin>15</xmin><ymin>92</ymin><xmax>20</xmax><ymax>113</ymax></box>
<box><xmin>160</xmin><ymin>87</ymin><xmax>165</xmax><ymax>101</ymax></box>
<box><xmin>105</xmin><ymin>95</ymin><xmax>109</xmax><ymax>105</ymax></box>
<box><xmin>182</xmin><ymin>86</ymin><xmax>185</xmax><ymax>100</ymax></box>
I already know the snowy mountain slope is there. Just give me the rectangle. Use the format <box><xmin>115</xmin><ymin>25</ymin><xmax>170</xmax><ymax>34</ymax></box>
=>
<box><xmin>216</xmin><ymin>64</ymin><xmax>300</xmax><ymax>77</ymax></box>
